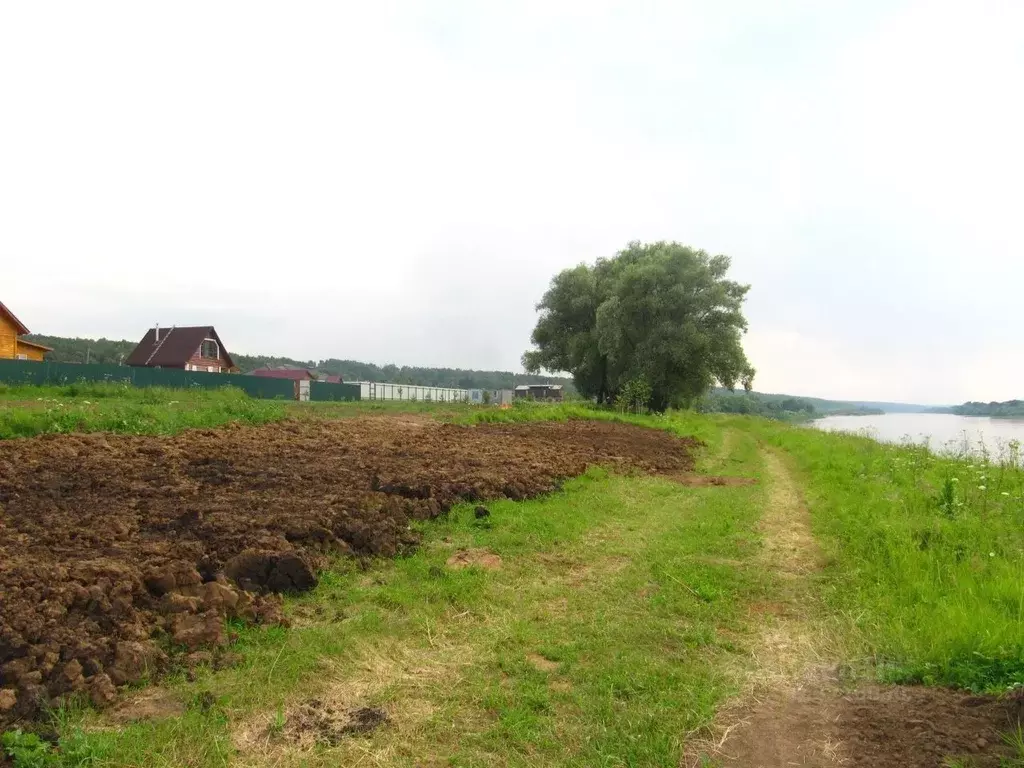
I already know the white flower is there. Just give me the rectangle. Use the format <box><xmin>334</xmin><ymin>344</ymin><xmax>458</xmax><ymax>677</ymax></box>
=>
<box><xmin>1002</xmin><ymin>492</ymin><xmax>1010</xmax><ymax>496</ymax></box>
<box><xmin>990</xmin><ymin>552</ymin><xmax>996</xmax><ymax>557</ymax></box>
<box><xmin>951</xmin><ymin>478</ymin><xmax>959</xmax><ymax>482</ymax></box>
<box><xmin>978</xmin><ymin>485</ymin><xmax>986</xmax><ymax>491</ymax></box>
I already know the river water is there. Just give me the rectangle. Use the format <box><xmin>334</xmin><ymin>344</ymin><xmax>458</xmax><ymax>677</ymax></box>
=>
<box><xmin>812</xmin><ymin>413</ymin><xmax>1024</xmax><ymax>460</ymax></box>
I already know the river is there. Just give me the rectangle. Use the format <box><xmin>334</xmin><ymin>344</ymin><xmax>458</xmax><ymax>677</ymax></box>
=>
<box><xmin>812</xmin><ymin>412</ymin><xmax>1024</xmax><ymax>460</ymax></box>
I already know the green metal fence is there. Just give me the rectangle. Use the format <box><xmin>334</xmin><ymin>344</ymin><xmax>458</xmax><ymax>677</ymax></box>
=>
<box><xmin>309</xmin><ymin>380</ymin><xmax>361</xmax><ymax>401</ymax></box>
<box><xmin>0</xmin><ymin>360</ymin><xmax>327</xmax><ymax>400</ymax></box>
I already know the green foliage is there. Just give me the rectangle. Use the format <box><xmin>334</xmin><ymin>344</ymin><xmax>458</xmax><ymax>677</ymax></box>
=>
<box><xmin>22</xmin><ymin>335</ymin><xmax>136</xmax><ymax>366</ymax></box>
<box><xmin>523</xmin><ymin>241</ymin><xmax>754</xmax><ymax>410</ymax></box>
<box><xmin>0</xmin><ymin>384</ymin><xmax>286</xmax><ymax>439</ymax></box>
<box><xmin>938</xmin><ymin>400</ymin><xmax>1024</xmax><ymax>419</ymax></box>
<box><xmin>697</xmin><ymin>391</ymin><xmax>818</xmax><ymax>421</ymax></box>
<box><xmin>615</xmin><ymin>375</ymin><xmax>652</xmax><ymax>415</ymax></box>
<box><xmin>2</xmin><ymin>730</ymin><xmax>57</xmax><ymax>768</ymax></box>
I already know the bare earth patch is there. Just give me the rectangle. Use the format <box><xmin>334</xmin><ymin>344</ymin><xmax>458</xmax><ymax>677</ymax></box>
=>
<box><xmin>670</xmin><ymin>474</ymin><xmax>758</xmax><ymax>488</ymax></box>
<box><xmin>446</xmin><ymin>548</ymin><xmax>503</xmax><ymax>571</ymax></box>
<box><xmin>107</xmin><ymin>688</ymin><xmax>184</xmax><ymax>724</ymax></box>
<box><xmin>236</xmin><ymin>636</ymin><xmax>478</xmax><ymax>766</ymax></box>
<box><xmin>526</xmin><ymin>653</ymin><xmax>560</xmax><ymax>673</ymax></box>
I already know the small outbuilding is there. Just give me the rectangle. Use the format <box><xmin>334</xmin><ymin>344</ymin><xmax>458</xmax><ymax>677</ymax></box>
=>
<box><xmin>514</xmin><ymin>384</ymin><xmax>564</xmax><ymax>402</ymax></box>
<box><xmin>125</xmin><ymin>325</ymin><xmax>237</xmax><ymax>372</ymax></box>
<box><xmin>250</xmin><ymin>367</ymin><xmax>317</xmax><ymax>381</ymax></box>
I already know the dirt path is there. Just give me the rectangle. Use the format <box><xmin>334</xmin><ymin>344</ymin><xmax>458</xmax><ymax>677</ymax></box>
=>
<box><xmin>699</xmin><ymin>448</ymin><xmax>842</xmax><ymax>768</ymax></box>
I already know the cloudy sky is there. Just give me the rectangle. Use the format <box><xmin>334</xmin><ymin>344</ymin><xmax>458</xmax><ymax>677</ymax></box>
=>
<box><xmin>2</xmin><ymin>2</ymin><xmax>1021</xmax><ymax>404</ymax></box>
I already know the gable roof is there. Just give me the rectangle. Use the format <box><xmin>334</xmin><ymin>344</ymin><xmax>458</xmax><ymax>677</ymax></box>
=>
<box><xmin>250</xmin><ymin>368</ymin><xmax>316</xmax><ymax>380</ymax></box>
<box><xmin>0</xmin><ymin>301</ymin><xmax>31</xmax><ymax>336</ymax></box>
<box><xmin>16</xmin><ymin>338</ymin><xmax>53</xmax><ymax>352</ymax></box>
<box><xmin>125</xmin><ymin>326</ymin><xmax>236</xmax><ymax>369</ymax></box>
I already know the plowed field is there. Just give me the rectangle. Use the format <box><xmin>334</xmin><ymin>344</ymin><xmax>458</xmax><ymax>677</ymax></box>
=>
<box><xmin>0</xmin><ymin>417</ymin><xmax>698</xmax><ymax>723</ymax></box>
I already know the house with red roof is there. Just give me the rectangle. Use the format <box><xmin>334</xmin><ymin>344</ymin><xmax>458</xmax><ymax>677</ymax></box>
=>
<box><xmin>125</xmin><ymin>326</ymin><xmax>237</xmax><ymax>372</ymax></box>
<box><xmin>250</xmin><ymin>368</ymin><xmax>344</xmax><ymax>383</ymax></box>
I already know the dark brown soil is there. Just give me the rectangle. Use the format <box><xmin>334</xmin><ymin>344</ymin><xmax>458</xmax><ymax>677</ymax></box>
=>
<box><xmin>0</xmin><ymin>417</ymin><xmax>698</xmax><ymax>724</ymax></box>
<box><xmin>716</xmin><ymin>675</ymin><xmax>1023</xmax><ymax>767</ymax></box>
<box><xmin>838</xmin><ymin>684</ymin><xmax>1023</xmax><ymax>767</ymax></box>
<box><xmin>283</xmin><ymin>700</ymin><xmax>388</xmax><ymax>745</ymax></box>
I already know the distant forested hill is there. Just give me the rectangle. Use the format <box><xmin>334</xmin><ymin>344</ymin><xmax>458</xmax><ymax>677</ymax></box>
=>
<box><xmin>709</xmin><ymin>388</ymin><xmax>929</xmax><ymax>415</ymax></box>
<box><xmin>22</xmin><ymin>334</ymin><xmax>572</xmax><ymax>391</ymax></box>
<box><xmin>930</xmin><ymin>400</ymin><xmax>1024</xmax><ymax>418</ymax></box>
<box><xmin>699</xmin><ymin>389</ymin><xmax>885</xmax><ymax>421</ymax></box>
<box><xmin>24</xmin><ymin>335</ymin><xmax>137</xmax><ymax>365</ymax></box>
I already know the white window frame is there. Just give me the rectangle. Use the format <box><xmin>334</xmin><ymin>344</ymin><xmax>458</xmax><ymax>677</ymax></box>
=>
<box><xmin>15</xmin><ymin>354</ymin><xmax>28</xmax><ymax>360</ymax></box>
<box><xmin>200</xmin><ymin>338</ymin><xmax>219</xmax><ymax>360</ymax></box>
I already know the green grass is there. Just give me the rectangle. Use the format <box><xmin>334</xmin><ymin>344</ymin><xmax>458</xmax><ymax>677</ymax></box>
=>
<box><xmin>747</xmin><ymin>417</ymin><xmax>1024</xmax><ymax>692</ymax></box>
<box><xmin>0</xmin><ymin>383</ymin><xmax>288</xmax><ymax>438</ymax></box>
<box><xmin>21</xmin><ymin>423</ymin><xmax>768</xmax><ymax>767</ymax></box>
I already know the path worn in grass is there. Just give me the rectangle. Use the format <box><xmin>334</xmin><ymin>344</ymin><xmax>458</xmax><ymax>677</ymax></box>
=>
<box><xmin>693</xmin><ymin>448</ymin><xmax>840</xmax><ymax>767</ymax></box>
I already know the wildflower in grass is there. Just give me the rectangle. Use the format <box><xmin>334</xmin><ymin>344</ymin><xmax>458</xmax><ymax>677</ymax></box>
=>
<box><xmin>990</xmin><ymin>552</ymin><xmax>995</xmax><ymax>557</ymax></box>
<box><xmin>951</xmin><ymin>477</ymin><xmax>959</xmax><ymax>482</ymax></box>
<box><xmin>1002</xmin><ymin>491</ymin><xmax>1010</xmax><ymax>496</ymax></box>
<box><xmin>979</xmin><ymin>485</ymin><xmax>986</xmax><ymax>491</ymax></box>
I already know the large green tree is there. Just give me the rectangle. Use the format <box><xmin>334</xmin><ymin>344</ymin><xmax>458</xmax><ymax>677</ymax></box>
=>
<box><xmin>523</xmin><ymin>241</ymin><xmax>754</xmax><ymax>410</ymax></box>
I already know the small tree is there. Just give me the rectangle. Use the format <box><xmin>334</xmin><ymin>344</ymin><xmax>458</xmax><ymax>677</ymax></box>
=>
<box><xmin>482</xmin><ymin>390</ymin><xmax>493</xmax><ymax>405</ymax></box>
<box><xmin>616</xmin><ymin>375</ymin><xmax>652</xmax><ymax>414</ymax></box>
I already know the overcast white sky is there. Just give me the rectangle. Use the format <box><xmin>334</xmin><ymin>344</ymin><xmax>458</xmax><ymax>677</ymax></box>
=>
<box><xmin>2</xmin><ymin>1</ymin><xmax>1022</xmax><ymax>404</ymax></box>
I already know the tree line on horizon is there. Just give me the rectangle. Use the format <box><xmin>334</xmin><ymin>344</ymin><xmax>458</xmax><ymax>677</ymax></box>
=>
<box><xmin>932</xmin><ymin>400</ymin><xmax>1024</xmax><ymax>418</ymax></box>
<box><xmin>21</xmin><ymin>334</ymin><xmax>573</xmax><ymax>391</ymax></box>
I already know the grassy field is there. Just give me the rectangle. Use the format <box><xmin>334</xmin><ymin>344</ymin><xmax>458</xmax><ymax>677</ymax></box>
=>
<box><xmin>1</xmin><ymin>396</ymin><xmax>1022</xmax><ymax>766</ymax></box>
<box><xmin>0</xmin><ymin>383</ymin><xmax>288</xmax><ymax>439</ymax></box>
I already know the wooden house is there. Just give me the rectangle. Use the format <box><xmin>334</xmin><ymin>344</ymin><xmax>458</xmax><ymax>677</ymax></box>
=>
<box><xmin>0</xmin><ymin>300</ymin><xmax>52</xmax><ymax>361</ymax></box>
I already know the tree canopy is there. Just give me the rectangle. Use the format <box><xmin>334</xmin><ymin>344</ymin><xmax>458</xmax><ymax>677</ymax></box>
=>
<box><xmin>523</xmin><ymin>241</ymin><xmax>755</xmax><ymax>410</ymax></box>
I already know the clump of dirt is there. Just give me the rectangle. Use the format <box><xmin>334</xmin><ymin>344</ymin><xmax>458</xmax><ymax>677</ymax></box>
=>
<box><xmin>0</xmin><ymin>417</ymin><xmax>699</xmax><ymax>724</ymax></box>
<box><xmin>837</xmin><ymin>684</ymin><xmax>1022</xmax><ymax>767</ymax></box>
<box><xmin>701</xmin><ymin>673</ymin><xmax>1023</xmax><ymax>767</ymax></box>
<box><xmin>283</xmin><ymin>700</ymin><xmax>388</xmax><ymax>745</ymax></box>
<box><xmin>445</xmin><ymin>549</ymin><xmax>503</xmax><ymax>571</ymax></box>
